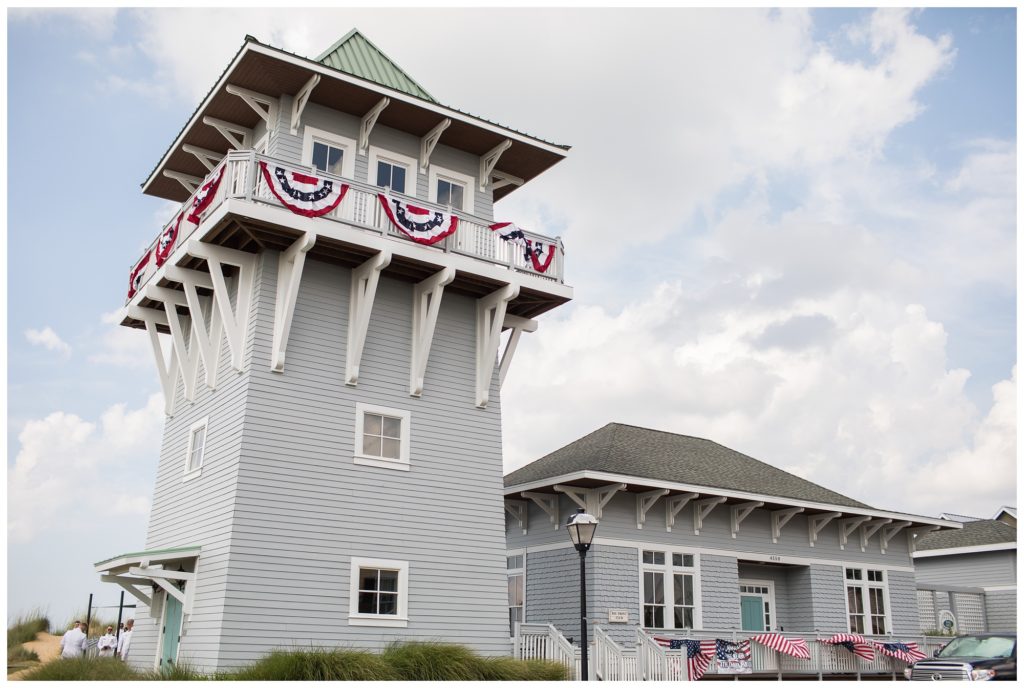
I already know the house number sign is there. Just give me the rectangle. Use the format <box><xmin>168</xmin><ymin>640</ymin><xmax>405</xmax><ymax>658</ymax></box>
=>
<box><xmin>607</xmin><ymin>609</ymin><xmax>629</xmax><ymax>623</ymax></box>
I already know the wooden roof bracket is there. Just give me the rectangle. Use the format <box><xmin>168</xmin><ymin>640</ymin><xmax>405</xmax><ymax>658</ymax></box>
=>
<box><xmin>164</xmin><ymin>170</ymin><xmax>203</xmax><ymax>194</ymax></box>
<box><xmin>771</xmin><ymin>507</ymin><xmax>804</xmax><ymax>544</ymax></box>
<box><xmin>907</xmin><ymin>525</ymin><xmax>940</xmax><ymax>554</ymax></box>
<box><xmin>359</xmin><ymin>96</ymin><xmax>390</xmax><ymax>153</ymax></box>
<box><xmin>225</xmin><ymin>84</ymin><xmax>279</xmax><ymax>139</ymax></box>
<box><xmin>859</xmin><ymin>518</ymin><xmax>892</xmax><ymax>552</ymax></box>
<box><xmin>290</xmin><ymin>74</ymin><xmax>321</xmax><ymax>136</ymax></box>
<box><xmin>164</xmin><ymin>266</ymin><xmax>221</xmax><ymax>390</ymax></box>
<box><xmin>419</xmin><ymin>118</ymin><xmax>450</xmax><ymax>172</ymax></box>
<box><xmin>185</xmin><ymin>240</ymin><xmax>257</xmax><ymax>371</ymax></box>
<box><xmin>271</xmin><ymin>232</ymin><xmax>317</xmax><ymax>373</ymax></box>
<box><xmin>498</xmin><ymin>313</ymin><xmax>537</xmax><ymax>388</ymax></box>
<box><xmin>636</xmin><ymin>489</ymin><xmax>670</xmax><ymax>530</ymax></box>
<box><xmin>203</xmin><ymin>116</ymin><xmax>253</xmax><ymax>150</ymax></box>
<box><xmin>128</xmin><ymin>305</ymin><xmax>179</xmax><ymax>416</ymax></box>
<box><xmin>693</xmin><ymin>496</ymin><xmax>727</xmax><ymax>535</ymax></box>
<box><xmin>505</xmin><ymin>499</ymin><xmax>529</xmax><ymax>535</ymax></box>
<box><xmin>491</xmin><ymin>170</ymin><xmax>525</xmax><ymax>192</ymax></box>
<box><xmin>666</xmin><ymin>492</ymin><xmax>699</xmax><ymax>532</ymax></box>
<box><xmin>145</xmin><ymin>285</ymin><xmax>201</xmax><ymax>403</ymax></box>
<box><xmin>838</xmin><ymin>515</ymin><xmax>871</xmax><ymax>550</ymax></box>
<box><xmin>554</xmin><ymin>483</ymin><xmax>626</xmax><ymax>519</ymax></box>
<box><xmin>99</xmin><ymin>575</ymin><xmax>153</xmax><ymax>608</ymax></box>
<box><xmin>521</xmin><ymin>491</ymin><xmax>559</xmax><ymax>529</ymax></box>
<box><xmin>808</xmin><ymin>511</ymin><xmax>842</xmax><ymax>548</ymax></box>
<box><xmin>476</xmin><ymin>284</ymin><xmax>519</xmax><ymax>408</ymax></box>
<box><xmin>880</xmin><ymin>521</ymin><xmax>912</xmax><ymax>554</ymax></box>
<box><xmin>182</xmin><ymin>145</ymin><xmax>225</xmax><ymax>173</ymax></box>
<box><xmin>409</xmin><ymin>267</ymin><xmax>455</xmax><ymax>397</ymax></box>
<box><xmin>480</xmin><ymin>139</ymin><xmax>512</xmax><ymax>192</ymax></box>
<box><xmin>730</xmin><ymin>501</ymin><xmax>764</xmax><ymax>539</ymax></box>
<box><xmin>346</xmin><ymin>249</ymin><xmax>391</xmax><ymax>385</ymax></box>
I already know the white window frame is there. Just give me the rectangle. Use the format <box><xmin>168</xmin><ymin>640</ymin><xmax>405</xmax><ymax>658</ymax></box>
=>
<box><xmin>354</xmin><ymin>403</ymin><xmax>411</xmax><ymax>471</ymax></box>
<box><xmin>428</xmin><ymin>164</ymin><xmax>475</xmax><ymax>215</ymax></box>
<box><xmin>348</xmin><ymin>557</ymin><xmax>409</xmax><ymax>627</ymax></box>
<box><xmin>302</xmin><ymin>126</ymin><xmax>357</xmax><ymax>179</ymax></box>
<box><xmin>638</xmin><ymin>548</ymin><xmax>702</xmax><ymax>630</ymax></box>
<box><xmin>842</xmin><ymin>566</ymin><xmax>891</xmax><ymax>636</ymax></box>
<box><xmin>182</xmin><ymin>416</ymin><xmax>208</xmax><ymax>482</ymax></box>
<box><xmin>367</xmin><ymin>146</ymin><xmax>418</xmax><ymax>198</ymax></box>
<box><xmin>738</xmin><ymin>579</ymin><xmax>776</xmax><ymax>632</ymax></box>
<box><xmin>507</xmin><ymin>549</ymin><xmax>526</xmax><ymax>635</ymax></box>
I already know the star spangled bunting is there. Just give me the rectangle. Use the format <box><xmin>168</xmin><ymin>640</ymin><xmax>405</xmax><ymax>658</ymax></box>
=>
<box><xmin>653</xmin><ymin>638</ymin><xmax>714</xmax><ymax>680</ymax></box>
<box><xmin>875</xmin><ymin>642</ymin><xmax>926</xmax><ymax>664</ymax></box>
<box><xmin>714</xmin><ymin>639</ymin><xmax>751</xmax><ymax>661</ymax></box>
<box><xmin>154</xmin><ymin>212</ymin><xmax>184</xmax><ymax>267</ymax></box>
<box><xmin>379</xmin><ymin>193</ymin><xmax>458</xmax><ymax>245</ymax></box>
<box><xmin>489</xmin><ymin>222</ymin><xmax>557</xmax><ymax>273</ymax></box>
<box><xmin>749</xmin><ymin>633</ymin><xmax>811</xmax><ymax>660</ymax></box>
<box><xmin>821</xmin><ymin>633</ymin><xmax>875</xmax><ymax>661</ymax></box>
<box><xmin>258</xmin><ymin>161</ymin><xmax>349</xmax><ymax>218</ymax></box>
<box><xmin>128</xmin><ymin>250</ymin><xmax>152</xmax><ymax>299</ymax></box>
<box><xmin>186</xmin><ymin>164</ymin><xmax>225</xmax><ymax>225</ymax></box>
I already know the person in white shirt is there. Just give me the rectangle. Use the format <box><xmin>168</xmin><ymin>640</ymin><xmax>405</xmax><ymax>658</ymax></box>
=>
<box><xmin>97</xmin><ymin>626</ymin><xmax>117</xmax><ymax>657</ymax></box>
<box><xmin>60</xmin><ymin>621</ymin><xmax>87</xmax><ymax>659</ymax></box>
<box><xmin>117</xmin><ymin>619</ymin><xmax>134</xmax><ymax>661</ymax></box>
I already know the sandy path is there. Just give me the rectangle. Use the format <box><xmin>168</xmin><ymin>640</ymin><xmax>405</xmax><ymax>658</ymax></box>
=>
<box><xmin>8</xmin><ymin>632</ymin><xmax>62</xmax><ymax>680</ymax></box>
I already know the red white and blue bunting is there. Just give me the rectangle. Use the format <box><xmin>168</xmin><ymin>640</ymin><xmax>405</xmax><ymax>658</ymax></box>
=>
<box><xmin>186</xmin><ymin>165</ymin><xmax>225</xmax><ymax>225</ymax></box>
<box><xmin>489</xmin><ymin>222</ymin><xmax>556</xmax><ymax>274</ymax></box>
<box><xmin>821</xmin><ymin>633</ymin><xmax>875</xmax><ymax>661</ymax></box>
<box><xmin>749</xmin><ymin>633</ymin><xmax>810</xmax><ymax>660</ymax></box>
<box><xmin>378</xmin><ymin>193</ymin><xmax>458</xmax><ymax>245</ymax></box>
<box><xmin>258</xmin><ymin>161</ymin><xmax>349</xmax><ymax>218</ymax></box>
<box><xmin>154</xmin><ymin>212</ymin><xmax>184</xmax><ymax>267</ymax></box>
<box><xmin>128</xmin><ymin>250</ymin><xmax>152</xmax><ymax>299</ymax></box>
<box><xmin>873</xmin><ymin>642</ymin><xmax>927</xmax><ymax>664</ymax></box>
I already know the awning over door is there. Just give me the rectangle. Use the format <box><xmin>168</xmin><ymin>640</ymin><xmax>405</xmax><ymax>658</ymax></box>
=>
<box><xmin>94</xmin><ymin>546</ymin><xmax>201</xmax><ymax>618</ymax></box>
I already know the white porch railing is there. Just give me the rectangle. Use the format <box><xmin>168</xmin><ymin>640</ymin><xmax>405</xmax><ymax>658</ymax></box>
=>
<box><xmin>513</xmin><ymin>622</ymin><xmax>580</xmax><ymax>680</ymax></box>
<box><xmin>128</xmin><ymin>150</ymin><xmax>565</xmax><ymax>303</ymax></box>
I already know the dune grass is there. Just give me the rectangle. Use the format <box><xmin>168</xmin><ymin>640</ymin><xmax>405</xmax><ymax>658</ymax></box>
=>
<box><xmin>227</xmin><ymin>648</ymin><xmax>399</xmax><ymax>681</ymax></box>
<box><xmin>20</xmin><ymin>657</ymin><xmax>141</xmax><ymax>681</ymax></box>
<box><xmin>7</xmin><ymin>611</ymin><xmax>50</xmax><ymax>647</ymax></box>
<box><xmin>382</xmin><ymin>641</ymin><xmax>483</xmax><ymax>681</ymax></box>
<box><xmin>61</xmin><ymin>611</ymin><xmax>120</xmax><ymax>638</ymax></box>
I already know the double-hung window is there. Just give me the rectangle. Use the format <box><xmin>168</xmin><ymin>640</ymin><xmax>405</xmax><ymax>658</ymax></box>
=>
<box><xmin>428</xmin><ymin>165</ymin><xmax>475</xmax><ymax>214</ymax></box>
<box><xmin>507</xmin><ymin>554</ymin><xmax>525</xmax><ymax>635</ymax></box>
<box><xmin>349</xmin><ymin>557</ymin><xmax>408</xmax><ymax>627</ymax></box>
<box><xmin>368</xmin><ymin>147</ymin><xmax>417</xmax><ymax>197</ymax></box>
<box><xmin>845</xmin><ymin>567</ymin><xmax>888</xmax><ymax>635</ymax></box>
<box><xmin>354</xmin><ymin>403</ymin><xmax>411</xmax><ymax>471</ymax></box>
<box><xmin>641</xmin><ymin>550</ymin><xmax>698</xmax><ymax>629</ymax></box>
<box><xmin>182</xmin><ymin>417</ymin><xmax>208</xmax><ymax>481</ymax></box>
<box><xmin>302</xmin><ymin>127</ymin><xmax>356</xmax><ymax>179</ymax></box>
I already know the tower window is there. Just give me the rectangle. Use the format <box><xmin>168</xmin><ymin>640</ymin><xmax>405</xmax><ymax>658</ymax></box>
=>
<box><xmin>428</xmin><ymin>164</ymin><xmax>475</xmax><ymax>214</ymax></box>
<box><xmin>349</xmin><ymin>557</ymin><xmax>409</xmax><ymax>627</ymax></box>
<box><xmin>436</xmin><ymin>178</ymin><xmax>465</xmax><ymax>210</ymax></box>
<box><xmin>302</xmin><ymin>127</ymin><xmax>356</xmax><ymax>179</ymax></box>
<box><xmin>312</xmin><ymin>141</ymin><xmax>345</xmax><ymax>176</ymax></box>
<box><xmin>182</xmin><ymin>417</ymin><xmax>208</xmax><ymax>481</ymax></box>
<box><xmin>376</xmin><ymin>159</ymin><xmax>408</xmax><ymax>194</ymax></box>
<box><xmin>354</xmin><ymin>403</ymin><xmax>411</xmax><ymax>471</ymax></box>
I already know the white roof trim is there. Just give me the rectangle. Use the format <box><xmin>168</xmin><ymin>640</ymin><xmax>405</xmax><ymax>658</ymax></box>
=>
<box><xmin>503</xmin><ymin>469</ymin><xmax>958</xmax><ymax>529</ymax></box>
<box><xmin>94</xmin><ymin>547</ymin><xmax>201</xmax><ymax>574</ymax></box>
<box><xmin>912</xmin><ymin>542</ymin><xmax>1016</xmax><ymax>558</ymax></box>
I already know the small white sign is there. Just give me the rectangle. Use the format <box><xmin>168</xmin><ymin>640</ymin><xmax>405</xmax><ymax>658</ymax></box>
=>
<box><xmin>607</xmin><ymin>609</ymin><xmax>629</xmax><ymax>623</ymax></box>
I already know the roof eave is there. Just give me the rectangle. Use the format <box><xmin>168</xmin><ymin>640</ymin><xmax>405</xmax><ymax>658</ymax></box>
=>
<box><xmin>503</xmin><ymin>469</ymin><xmax>961</xmax><ymax>529</ymax></box>
<box><xmin>913</xmin><ymin>542</ymin><xmax>1017</xmax><ymax>558</ymax></box>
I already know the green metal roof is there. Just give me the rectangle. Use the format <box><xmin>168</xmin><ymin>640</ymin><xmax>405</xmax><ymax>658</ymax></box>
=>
<box><xmin>316</xmin><ymin>29</ymin><xmax>436</xmax><ymax>103</ymax></box>
<box><xmin>94</xmin><ymin>545</ymin><xmax>201</xmax><ymax>567</ymax></box>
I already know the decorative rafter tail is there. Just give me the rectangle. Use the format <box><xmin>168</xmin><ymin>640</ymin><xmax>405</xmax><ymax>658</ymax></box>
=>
<box><xmin>475</xmin><ymin>284</ymin><xmax>519</xmax><ymax>408</ymax></box>
<box><xmin>409</xmin><ymin>267</ymin><xmax>455</xmax><ymax>397</ymax></box>
<box><xmin>346</xmin><ymin>250</ymin><xmax>391</xmax><ymax>385</ymax></box>
<box><xmin>271</xmin><ymin>233</ymin><xmax>317</xmax><ymax>373</ymax></box>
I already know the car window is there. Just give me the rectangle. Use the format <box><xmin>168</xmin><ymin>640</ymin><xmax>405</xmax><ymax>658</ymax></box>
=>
<box><xmin>938</xmin><ymin>636</ymin><xmax>1015</xmax><ymax>659</ymax></box>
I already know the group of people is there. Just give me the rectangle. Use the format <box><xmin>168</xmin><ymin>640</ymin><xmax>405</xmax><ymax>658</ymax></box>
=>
<box><xmin>59</xmin><ymin>619</ymin><xmax>134</xmax><ymax>661</ymax></box>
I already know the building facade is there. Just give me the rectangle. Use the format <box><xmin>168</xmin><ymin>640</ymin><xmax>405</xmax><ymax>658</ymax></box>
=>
<box><xmin>95</xmin><ymin>31</ymin><xmax>571</xmax><ymax>672</ymax></box>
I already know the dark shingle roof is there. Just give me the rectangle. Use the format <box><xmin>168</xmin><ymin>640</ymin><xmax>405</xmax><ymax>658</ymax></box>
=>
<box><xmin>915</xmin><ymin>519</ymin><xmax>1017</xmax><ymax>551</ymax></box>
<box><xmin>504</xmin><ymin>423</ymin><xmax>869</xmax><ymax>509</ymax></box>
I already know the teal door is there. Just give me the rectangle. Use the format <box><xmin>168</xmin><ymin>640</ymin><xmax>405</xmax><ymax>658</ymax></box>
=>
<box><xmin>740</xmin><ymin>595</ymin><xmax>765</xmax><ymax>632</ymax></box>
<box><xmin>160</xmin><ymin>593</ymin><xmax>183</xmax><ymax>668</ymax></box>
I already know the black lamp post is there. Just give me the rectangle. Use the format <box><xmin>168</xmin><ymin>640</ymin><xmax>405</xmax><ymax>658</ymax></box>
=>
<box><xmin>566</xmin><ymin>507</ymin><xmax>598</xmax><ymax>680</ymax></box>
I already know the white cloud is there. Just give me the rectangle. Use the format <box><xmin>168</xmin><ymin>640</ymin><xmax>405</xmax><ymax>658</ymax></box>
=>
<box><xmin>8</xmin><ymin>394</ymin><xmax>163</xmax><ymax>543</ymax></box>
<box><xmin>25</xmin><ymin>327</ymin><xmax>71</xmax><ymax>358</ymax></box>
<box><xmin>88</xmin><ymin>311</ymin><xmax>153</xmax><ymax>369</ymax></box>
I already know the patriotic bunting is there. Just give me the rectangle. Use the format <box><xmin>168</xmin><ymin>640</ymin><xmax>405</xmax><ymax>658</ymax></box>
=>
<box><xmin>128</xmin><ymin>250</ymin><xmax>152</xmax><ymax>299</ymax></box>
<box><xmin>259</xmin><ymin>161</ymin><xmax>349</xmax><ymax>218</ymax></box>
<box><xmin>379</xmin><ymin>193</ymin><xmax>458</xmax><ymax>245</ymax></box>
<box><xmin>821</xmin><ymin>633</ymin><xmax>875</xmax><ymax>661</ymax></box>
<box><xmin>750</xmin><ymin>633</ymin><xmax>811</xmax><ymax>660</ymax></box>
<box><xmin>154</xmin><ymin>212</ymin><xmax>184</xmax><ymax>267</ymax></box>
<box><xmin>489</xmin><ymin>222</ymin><xmax>557</xmax><ymax>273</ymax></box>
<box><xmin>875</xmin><ymin>642</ymin><xmax>926</xmax><ymax>664</ymax></box>
<box><xmin>653</xmin><ymin>637</ymin><xmax>716</xmax><ymax>680</ymax></box>
<box><xmin>710</xmin><ymin>639</ymin><xmax>752</xmax><ymax>674</ymax></box>
<box><xmin>186</xmin><ymin>165</ymin><xmax>225</xmax><ymax>225</ymax></box>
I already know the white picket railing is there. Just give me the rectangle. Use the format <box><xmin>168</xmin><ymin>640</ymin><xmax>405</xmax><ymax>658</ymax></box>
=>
<box><xmin>592</xmin><ymin>626</ymin><xmax>640</xmax><ymax>681</ymax></box>
<box><xmin>512</xmin><ymin>623</ymin><xmax>580</xmax><ymax>679</ymax></box>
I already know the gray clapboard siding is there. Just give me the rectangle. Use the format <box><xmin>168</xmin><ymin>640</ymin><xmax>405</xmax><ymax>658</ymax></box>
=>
<box><xmin>787</xmin><ymin>566</ymin><xmax>814</xmax><ymax>631</ymax></box>
<box><xmin>887</xmin><ymin>570</ymin><xmax>920</xmax><ymax>635</ymax></box>
<box><xmin>737</xmin><ymin>562</ymin><xmax>795</xmax><ymax>632</ymax></box>
<box><xmin>701</xmin><ymin>555</ymin><xmax>741</xmax><ymax>630</ymax></box>
<box><xmin>806</xmin><ymin>565</ymin><xmax>847</xmax><ymax>633</ymax></box>
<box><xmin>524</xmin><ymin>546</ymin><xmax>582</xmax><ymax>640</ymax></box>
<box><xmin>589</xmin><ymin>545</ymin><xmax>640</xmax><ymax>645</ymax></box>
<box><xmin>914</xmin><ymin>550</ymin><xmax>1016</xmax><ymax>587</ymax></box>
<box><xmin>984</xmin><ymin>589</ymin><xmax>1016</xmax><ymax>632</ymax></box>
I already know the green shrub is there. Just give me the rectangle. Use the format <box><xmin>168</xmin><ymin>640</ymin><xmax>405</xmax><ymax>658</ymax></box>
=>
<box><xmin>20</xmin><ymin>657</ymin><xmax>143</xmax><ymax>681</ymax></box>
<box><xmin>7</xmin><ymin>611</ymin><xmax>50</xmax><ymax>646</ymax></box>
<box><xmin>476</xmin><ymin>656</ymin><xmax>569</xmax><ymax>681</ymax></box>
<box><xmin>141</xmin><ymin>661</ymin><xmax>209</xmax><ymax>681</ymax></box>
<box><xmin>382</xmin><ymin>641</ymin><xmax>482</xmax><ymax>681</ymax></box>
<box><xmin>8</xmin><ymin>646</ymin><xmax>40</xmax><ymax>664</ymax></box>
<box><xmin>226</xmin><ymin>648</ymin><xmax>398</xmax><ymax>681</ymax></box>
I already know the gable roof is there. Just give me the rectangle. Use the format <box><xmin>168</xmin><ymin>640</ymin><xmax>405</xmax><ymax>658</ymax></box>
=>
<box><xmin>316</xmin><ymin>29</ymin><xmax>435</xmax><ymax>102</ymax></box>
<box><xmin>504</xmin><ymin>422</ymin><xmax>869</xmax><ymax>509</ymax></box>
<box><xmin>914</xmin><ymin>519</ymin><xmax>1017</xmax><ymax>552</ymax></box>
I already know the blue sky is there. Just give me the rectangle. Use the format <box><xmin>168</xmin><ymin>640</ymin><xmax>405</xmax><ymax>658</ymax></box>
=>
<box><xmin>6</xmin><ymin>8</ymin><xmax>1016</xmax><ymax>625</ymax></box>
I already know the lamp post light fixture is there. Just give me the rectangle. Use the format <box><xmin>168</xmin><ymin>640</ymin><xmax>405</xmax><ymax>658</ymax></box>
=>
<box><xmin>566</xmin><ymin>507</ymin><xmax>598</xmax><ymax>680</ymax></box>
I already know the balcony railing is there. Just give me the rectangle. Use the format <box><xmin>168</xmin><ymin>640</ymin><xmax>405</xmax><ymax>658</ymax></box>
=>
<box><xmin>127</xmin><ymin>150</ymin><xmax>565</xmax><ymax>303</ymax></box>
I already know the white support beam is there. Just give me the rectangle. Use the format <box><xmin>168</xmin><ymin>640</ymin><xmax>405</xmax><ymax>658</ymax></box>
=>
<box><xmin>490</xmin><ymin>170</ymin><xmax>525</xmax><ymax>192</ymax></box>
<box><xmin>420</xmin><ymin>118</ymin><xmax>451</xmax><ymax>172</ymax></box>
<box><xmin>290</xmin><ymin>74</ymin><xmax>321</xmax><ymax>135</ymax></box>
<box><xmin>521</xmin><ymin>491</ymin><xmax>559</xmax><ymax>529</ymax></box>
<box><xmin>225</xmin><ymin>84</ymin><xmax>278</xmax><ymax>133</ymax></box>
<box><xmin>479</xmin><ymin>139</ymin><xmax>512</xmax><ymax>191</ymax></box>
<box><xmin>129</xmin><ymin>305</ymin><xmax>179</xmax><ymax>415</ymax></box>
<box><xmin>504</xmin><ymin>500</ymin><xmax>529</xmax><ymax>535</ymax></box>
<box><xmin>808</xmin><ymin>511</ymin><xmax>842</xmax><ymax>548</ymax></box>
<box><xmin>636</xmin><ymin>489</ymin><xmax>670</xmax><ymax>529</ymax></box>
<box><xmin>203</xmin><ymin>116</ymin><xmax>252</xmax><ymax>150</ymax></box>
<box><xmin>271</xmin><ymin>232</ymin><xmax>316</xmax><ymax>373</ymax></box>
<box><xmin>146</xmin><ymin>286</ymin><xmax>201</xmax><ymax>403</ymax></box>
<box><xmin>693</xmin><ymin>496</ymin><xmax>727</xmax><ymax>535</ymax></box>
<box><xmin>409</xmin><ymin>267</ymin><xmax>455</xmax><ymax>397</ymax></box>
<box><xmin>149</xmin><ymin>575</ymin><xmax>186</xmax><ymax>606</ymax></box>
<box><xmin>666</xmin><ymin>492</ymin><xmax>699</xmax><ymax>532</ymax></box>
<box><xmin>838</xmin><ymin>515</ymin><xmax>871</xmax><ymax>551</ymax></box>
<box><xmin>498</xmin><ymin>314</ymin><xmax>538</xmax><ymax>388</ymax></box>
<box><xmin>99</xmin><ymin>576</ymin><xmax>153</xmax><ymax>607</ymax></box>
<box><xmin>553</xmin><ymin>483</ymin><xmax>626</xmax><ymax>519</ymax></box>
<box><xmin>185</xmin><ymin>241</ymin><xmax>257</xmax><ymax>371</ymax></box>
<box><xmin>165</xmin><ymin>266</ymin><xmax>223</xmax><ymax>389</ymax></box>
<box><xmin>880</xmin><ymin>521</ymin><xmax>912</xmax><ymax>554</ymax></box>
<box><xmin>163</xmin><ymin>170</ymin><xmax>202</xmax><ymax>194</ymax></box>
<box><xmin>346</xmin><ymin>250</ymin><xmax>391</xmax><ymax>385</ymax></box>
<box><xmin>129</xmin><ymin>566</ymin><xmax>195</xmax><ymax>583</ymax></box>
<box><xmin>182</xmin><ymin>144</ymin><xmax>224</xmax><ymax>173</ymax></box>
<box><xmin>771</xmin><ymin>507</ymin><xmax>804</xmax><ymax>544</ymax></box>
<box><xmin>907</xmin><ymin>525</ymin><xmax>941</xmax><ymax>554</ymax></box>
<box><xmin>860</xmin><ymin>518</ymin><xmax>892</xmax><ymax>552</ymax></box>
<box><xmin>359</xmin><ymin>96</ymin><xmax>390</xmax><ymax>152</ymax></box>
<box><xmin>476</xmin><ymin>284</ymin><xmax>520</xmax><ymax>408</ymax></box>
<box><xmin>730</xmin><ymin>501</ymin><xmax>764</xmax><ymax>539</ymax></box>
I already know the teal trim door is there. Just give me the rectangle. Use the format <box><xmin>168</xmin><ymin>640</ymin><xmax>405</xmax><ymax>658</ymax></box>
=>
<box><xmin>160</xmin><ymin>593</ymin><xmax>184</xmax><ymax>668</ymax></box>
<box><xmin>740</xmin><ymin>595</ymin><xmax>765</xmax><ymax>632</ymax></box>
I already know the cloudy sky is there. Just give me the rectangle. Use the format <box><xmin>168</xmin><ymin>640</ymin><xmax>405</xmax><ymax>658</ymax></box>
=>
<box><xmin>6</xmin><ymin>8</ymin><xmax>1016</xmax><ymax>624</ymax></box>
